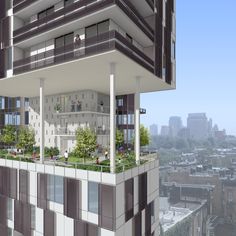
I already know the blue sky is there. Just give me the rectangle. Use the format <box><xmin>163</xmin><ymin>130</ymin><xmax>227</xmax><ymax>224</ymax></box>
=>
<box><xmin>141</xmin><ymin>0</ymin><xmax>236</xmax><ymax>135</ymax></box>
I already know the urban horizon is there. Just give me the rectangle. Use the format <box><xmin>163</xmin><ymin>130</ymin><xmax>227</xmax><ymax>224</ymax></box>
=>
<box><xmin>143</xmin><ymin>113</ymin><xmax>232</xmax><ymax>136</ymax></box>
<box><xmin>141</xmin><ymin>0</ymin><xmax>236</xmax><ymax>138</ymax></box>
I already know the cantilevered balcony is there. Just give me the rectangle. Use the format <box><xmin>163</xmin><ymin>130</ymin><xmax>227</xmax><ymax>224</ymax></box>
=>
<box><xmin>13</xmin><ymin>30</ymin><xmax>154</xmax><ymax>75</ymax></box>
<box><xmin>13</xmin><ymin>0</ymin><xmax>154</xmax><ymax>45</ymax></box>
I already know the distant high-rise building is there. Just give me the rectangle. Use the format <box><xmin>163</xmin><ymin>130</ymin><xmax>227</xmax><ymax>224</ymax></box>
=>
<box><xmin>208</xmin><ymin>118</ymin><xmax>213</xmax><ymax>137</ymax></box>
<box><xmin>160</xmin><ymin>126</ymin><xmax>170</xmax><ymax>137</ymax></box>
<box><xmin>187</xmin><ymin>113</ymin><xmax>208</xmax><ymax>140</ymax></box>
<box><xmin>150</xmin><ymin>124</ymin><xmax>158</xmax><ymax>136</ymax></box>
<box><xmin>213</xmin><ymin>124</ymin><xmax>219</xmax><ymax>133</ymax></box>
<box><xmin>178</xmin><ymin>127</ymin><xmax>189</xmax><ymax>140</ymax></box>
<box><xmin>169</xmin><ymin>116</ymin><xmax>182</xmax><ymax>137</ymax></box>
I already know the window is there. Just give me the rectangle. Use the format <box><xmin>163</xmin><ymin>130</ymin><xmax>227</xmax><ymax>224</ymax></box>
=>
<box><xmin>85</xmin><ymin>24</ymin><xmax>98</xmax><ymax>39</ymax></box>
<box><xmin>55</xmin><ymin>32</ymin><xmax>74</xmax><ymax>62</ymax></box>
<box><xmin>31</xmin><ymin>206</ymin><xmax>36</xmax><ymax>230</ymax></box>
<box><xmin>85</xmin><ymin>20</ymin><xmax>109</xmax><ymax>39</ymax></box>
<box><xmin>38</xmin><ymin>6</ymin><xmax>54</xmax><ymax>20</ymax></box>
<box><xmin>98</xmin><ymin>20</ymin><xmax>109</xmax><ymax>35</ymax></box>
<box><xmin>4</xmin><ymin>112</ymin><xmax>20</xmax><ymax>125</ymax></box>
<box><xmin>16</xmin><ymin>97</ymin><xmax>21</xmax><ymax>108</ymax></box>
<box><xmin>88</xmin><ymin>182</ymin><xmax>99</xmax><ymax>214</ymax></box>
<box><xmin>25</xmin><ymin>111</ymin><xmax>29</xmax><ymax>125</ymax></box>
<box><xmin>47</xmin><ymin>175</ymin><xmax>64</xmax><ymax>204</ymax></box>
<box><xmin>150</xmin><ymin>201</ymin><xmax>155</xmax><ymax>225</ymax></box>
<box><xmin>0</xmin><ymin>97</ymin><xmax>5</xmax><ymax>109</ymax></box>
<box><xmin>24</xmin><ymin>98</ymin><xmax>29</xmax><ymax>109</ymax></box>
<box><xmin>117</xmin><ymin>98</ymin><xmax>123</xmax><ymax>107</ymax></box>
<box><xmin>8</xmin><ymin>97</ymin><xmax>13</xmax><ymax>109</ymax></box>
<box><xmin>5</xmin><ymin>47</ymin><xmax>12</xmax><ymax>70</ymax></box>
<box><xmin>7</xmin><ymin>198</ymin><xmax>13</xmax><ymax>220</ymax></box>
<box><xmin>7</xmin><ymin>228</ymin><xmax>12</xmax><ymax>236</ymax></box>
<box><xmin>127</xmin><ymin>114</ymin><xmax>134</xmax><ymax>125</ymax></box>
<box><xmin>128</xmin><ymin>129</ymin><xmax>134</xmax><ymax>142</ymax></box>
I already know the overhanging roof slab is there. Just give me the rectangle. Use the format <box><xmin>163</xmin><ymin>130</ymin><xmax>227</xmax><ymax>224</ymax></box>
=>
<box><xmin>0</xmin><ymin>50</ymin><xmax>174</xmax><ymax>97</ymax></box>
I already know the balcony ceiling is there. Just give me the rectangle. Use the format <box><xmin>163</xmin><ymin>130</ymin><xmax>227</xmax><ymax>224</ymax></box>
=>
<box><xmin>15</xmin><ymin>0</ymin><xmax>60</xmax><ymax>19</ymax></box>
<box><xmin>129</xmin><ymin>0</ymin><xmax>154</xmax><ymax>17</ymax></box>
<box><xmin>15</xmin><ymin>5</ymin><xmax>153</xmax><ymax>49</ymax></box>
<box><xmin>0</xmin><ymin>50</ymin><xmax>174</xmax><ymax>97</ymax></box>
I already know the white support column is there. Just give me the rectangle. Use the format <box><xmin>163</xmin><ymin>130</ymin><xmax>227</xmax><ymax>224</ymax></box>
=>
<box><xmin>110</xmin><ymin>63</ymin><xmax>116</xmax><ymax>173</ymax></box>
<box><xmin>135</xmin><ymin>77</ymin><xmax>141</xmax><ymax>165</ymax></box>
<box><xmin>39</xmin><ymin>78</ymin><xmax>45</xmax><ymax>164</ymax></box>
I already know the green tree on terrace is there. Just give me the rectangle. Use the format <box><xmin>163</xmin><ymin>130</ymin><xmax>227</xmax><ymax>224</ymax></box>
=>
<box><xmin>0</xmin><ymin>125</ymin><xmax>16</xmax><ymax>150</ymax></box>
<box><xmin>116</xmin><ymin>129</ymin><xmax>124</xmax><ymax>149</ymax></box>
<box><xmin>74</xmin><ymin>128</ymin><xmax>97</xmax><ymax>161</ymax></box>
<box><xmin>140</xmin><ymin>125</ymin><xmax>150</xmax><ymax>147</ymax></box>
<box><xmin>17</xmin><ymin>127</ymin><xmax>36</xmax><ymax>157</ymax></box>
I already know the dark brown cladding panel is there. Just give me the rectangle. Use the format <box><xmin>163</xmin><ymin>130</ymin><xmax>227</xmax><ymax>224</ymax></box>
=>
<box><xmin>145</xmin><ymin>204</ymin><xmax>152</xmax><ymax>236</ymax></box>
<box><xmin>0</xmin><ymin>0</ymin><xmax>6</xmax><ymax>19</ymax></box>
<box><xmin>0</xmin><ymin>195</ymin><xmax>7</xmax><ymax>227</ymax></box>
<box><xmin>64</xmin><ymin>178</ymin><xmax>81</xmax><ymax>219</ymax></box>
<box><xmin>74</xmin><ymin>220</ymin><xmax>98</xmax><ymax>236</ymax></box>
<box><xmin>44</xmin><ymin>210</ymin><xmax>55</xmax><ymax>236</ymax></box>
<box><xmin>139</xmin><ymin>172</ymin><xmax>147</xmax><ymax>211</ymax></box>
<box><xmin>165</xmin><ymin>0</ymin><xmax>173</xmax><ymax>84</ymax></box>
<box><xmin>9</xmin><ymin>168</ymin><xmax>17</xmax><ymax>199</ymax></box>
<box><xmin>125</xmin><ymin>178</ymin><xmax>134</xmax><ymax>222</ymax></box>
<box><xmin>37</xmin><ymin>173</ymin><xmax>48</xmax><ymax>209</ymax></box>
<box><xmin>99</xmin><ymin>184</ymin><xmax>116</xmax><ymax>231</ymax></box>
<box><xmin>14</xmin><ymin>200</ymin><xmax>31</xmax><ymax>236</ymax></box>
<box><xmin>0</xmin><ymin>224</ymin><xmax>7</xmax><ymax>235</ymax></box>
<box><xmin>155</xmin><ymin>0</ymin><xmax>163</xmax><ymax>78</ymax></box>
<box><xmin>0</xmin><ymin>49</ymin><xmax>5</xmax><ymax>79</ymax></box>
<box><xmin>0</xmin><ymin>166</ymin><xmax>18</xmax><ymax>199</ymax></box>
<box><xmin>133</xmin><ymin>212</ymin><xmax>142</xmax><ymax>236</ymax></box>
<box><xmin>1</xmin><ymin>16</ymin><xmax>11</xmax><ymax>48</ymax></box>
<box><xmin>19</xmin><ymin>169</ymin><xmax>29</xmax><ymax>203</ymax></box>
<box><xmin>0</xmin><ymin>166</ymin><xmax>9</xmax><ymax>196</ymax></box>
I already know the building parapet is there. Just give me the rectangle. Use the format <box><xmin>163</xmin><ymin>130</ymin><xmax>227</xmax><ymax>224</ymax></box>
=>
<box><xmin>0</xmin><ymin>153</ymin><xmax>158</xmax><ymax>174</ymax></box>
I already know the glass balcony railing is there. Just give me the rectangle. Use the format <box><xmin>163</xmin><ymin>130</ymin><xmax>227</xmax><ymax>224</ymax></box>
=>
<box><xmin>13</xmin><ymin>30</ymin><xmax>154</xmax><ymax>75</ymax></box>
<box><xmin>56</xmin><ymin>104</ymin><xmax>110</xmax><ymax>114</ymax></box>
<box><xmin>55</xmin><ymin>127</ymin><xmax>110</xmax><ymax>136</ymax></box>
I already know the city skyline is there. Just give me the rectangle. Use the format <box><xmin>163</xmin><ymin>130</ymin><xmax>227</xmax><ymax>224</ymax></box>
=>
<box><xmin>141</xmin><ymin>0</ymin><xmax>236</xmax><ymax>135</ymax></box>
<box><xmin>147</xmin><ymin>113</ymin><xmax>227</xmax><ymax>136</ymax></box>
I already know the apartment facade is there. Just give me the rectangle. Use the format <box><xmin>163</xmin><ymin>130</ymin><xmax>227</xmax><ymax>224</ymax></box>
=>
<box><xmin>0</xmin><ymin>97</ymin><xmax>29</xmax><ymax>128</ymax></box>
<box><xmin>0</xmin><ymin>0</ymin><xmax>176</xmax><ymax>235</ymax></box>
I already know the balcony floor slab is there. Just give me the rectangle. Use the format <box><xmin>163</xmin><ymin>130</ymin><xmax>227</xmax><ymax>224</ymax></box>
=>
<box><xmin>0</xmin><ymin>50</ymin><xmax>173</xmax><ymax>97</ymax></box>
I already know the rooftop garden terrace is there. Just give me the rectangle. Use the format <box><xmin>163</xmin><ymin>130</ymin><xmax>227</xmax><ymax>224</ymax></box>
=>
<box><xmin>0</xmin><ymin>149</ymin><xmax>158</xmax><ymax>173</ymax></box>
